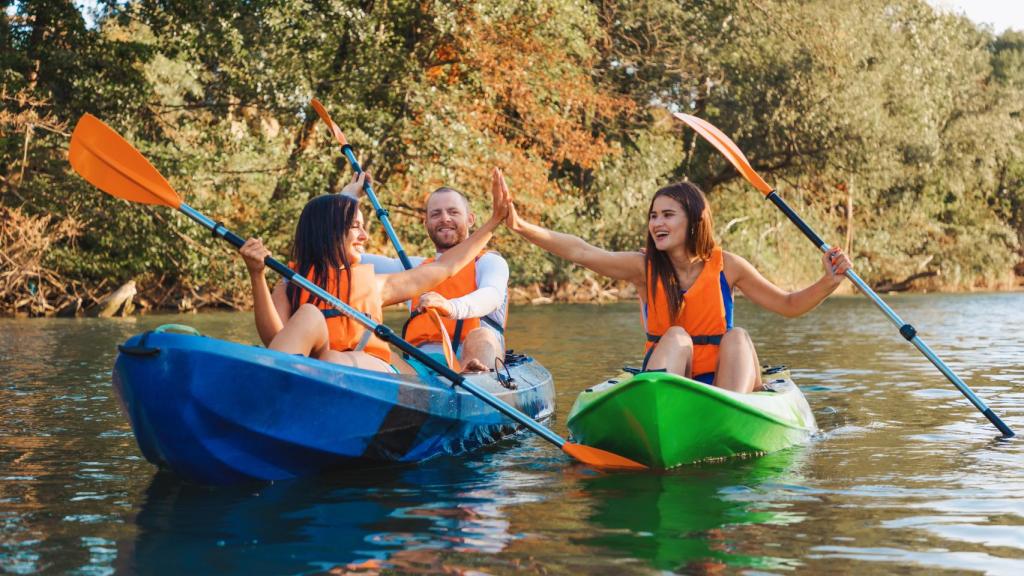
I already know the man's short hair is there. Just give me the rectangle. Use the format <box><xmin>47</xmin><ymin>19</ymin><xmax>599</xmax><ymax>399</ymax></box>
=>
<box><xmin>427</xmin><ymin>187</ymin><xmax>471</xmax><ymax>212</ymax></box>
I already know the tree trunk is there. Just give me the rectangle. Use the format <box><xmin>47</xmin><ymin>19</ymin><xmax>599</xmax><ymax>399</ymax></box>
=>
<box><xmin>269</xmin><ymin>116</ymin><xmax>319</xmax><ymax>202</ymax></box>
<box><xmin>844</xmin><ymin>179</ymin><xmax>853</xmax><ymax>254</ymax></box>
<box><xmin>90</xmin><ymin>281</ymin><xmax>137</xmax><ymax>318</ymax></box>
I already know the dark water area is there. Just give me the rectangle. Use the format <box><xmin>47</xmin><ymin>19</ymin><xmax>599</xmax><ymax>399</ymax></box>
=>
<box><xmin>1</xmin><ymin>294</ymin><xmax>1022</xmax><ymax>574</ymax></box>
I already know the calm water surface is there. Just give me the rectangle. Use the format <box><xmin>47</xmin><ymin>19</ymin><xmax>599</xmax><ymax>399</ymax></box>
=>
<box><xmin>1</xmin><ymin>294</ymin><xmax>1022</xmax><ymax>574</ymax></box>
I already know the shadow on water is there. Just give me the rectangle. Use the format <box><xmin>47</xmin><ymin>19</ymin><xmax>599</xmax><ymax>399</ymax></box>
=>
<box><xmin>577</xmin><ymin>447</ymin><xmax>809</xmax><ymax>573</ymax></box>
<box><xmin>117</xmin><ymin>453</ymin><xmax>526</xmax><ymax>575</ymax></box>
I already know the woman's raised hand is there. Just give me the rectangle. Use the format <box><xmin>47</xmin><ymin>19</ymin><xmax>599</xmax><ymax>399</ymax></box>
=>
<box><xmin>822</xmin><ymin>246</ymin><xmax>852</xmax><ymax>286</ymax></box>
<box><xmin>339</xmin><ymin>171</ymin><xmax>369</xmax><ymax>199</ymax></box>
<box><xmin>239</xmin><ymin>238</ymin><xmax>272</xmax><ymax>275</ymax></box>
<box><xmin>506</xmin><ymin>198</ymin><xmax>524</xmax><ymax>233</ymax></box>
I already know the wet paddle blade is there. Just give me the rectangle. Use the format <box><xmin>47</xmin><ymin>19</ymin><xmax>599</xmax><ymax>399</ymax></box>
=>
<box><xmin>426</xmin><ymin>308</ymin><xmax>461</xmax><ymax>372</ymax></box>
<box><xmin>673</xmin><ymin>113</ymin><xmax>774</xmax><ymax>196</ymax></box>
<box><xmin>562</xmin><ymin>442</ymin><xmax>649</xmax><ymax>470</ymax></box>
<box><xmin>68</xmin><ymin>114</ymin><xmax>182</xmax><ymax>209</ymax></box>
<box><xmin>309</xmin><ymin>98</ymin><xmax>348</xmax><ymax>146</ymax></box>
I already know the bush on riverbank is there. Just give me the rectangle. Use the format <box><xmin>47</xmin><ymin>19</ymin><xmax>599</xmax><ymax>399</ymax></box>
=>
<box><xmin>2</xmin><ymin>0</ymin><xmax>1023</xmax><ymax>316</ymax></box>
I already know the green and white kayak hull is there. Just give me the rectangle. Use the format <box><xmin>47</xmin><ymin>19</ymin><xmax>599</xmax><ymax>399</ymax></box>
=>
<box><xmin>566</xmin><ymin>369</ymin><xmax>817</xmax><ymax>469</ymax></box>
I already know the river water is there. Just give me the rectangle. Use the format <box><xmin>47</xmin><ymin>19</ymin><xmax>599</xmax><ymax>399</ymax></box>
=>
<box><xmin>1</xmin><ymin>294</ymin><xmax>1022</xmax><ymax>575</ymax></box>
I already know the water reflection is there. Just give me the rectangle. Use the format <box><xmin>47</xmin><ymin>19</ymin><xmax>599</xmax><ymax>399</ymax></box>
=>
<box><xmin>118</xmin><ymin>455</ymin><xmax>536</xmax><ymax>575</ymax></box>
<box><xmin>579</xmin><ymin>448</ymin><xmax>808</xmax><ymax>573</ymax></box>
<box><xmin>2</xmin><ymin>294</ymin><xmax>1023</xmax><ymax>575</ymax></box>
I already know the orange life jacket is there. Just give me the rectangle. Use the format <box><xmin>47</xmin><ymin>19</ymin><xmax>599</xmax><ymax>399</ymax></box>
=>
<box><xmin>289</xmin><ymin>263</ymin><xmax>391</xmax><ymax>364</ymax></box>
<box><xmin>642</xmin><ymin>246</ymin><xmax>732</xmax><ymax>377</ymax></box>
<box><xmin>402</xmin><ymin>252</ymin><xmax>505</xmax><ymax>353</ymax></box>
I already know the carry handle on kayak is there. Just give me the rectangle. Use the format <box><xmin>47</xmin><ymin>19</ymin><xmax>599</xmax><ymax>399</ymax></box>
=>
<box><xmin>674</xmin><ymin>112</ymin><xmax>1014</xmax><ymax>438</ymax></box>
<box><xmin>67</xmin><ymin>113</ymin><xmax>648</xmax><ymax>471</ymax></box>
<box><xmin>310</xmin><ymin>98</ymin><xmax>413</xmax><ymax>270</ymax></box>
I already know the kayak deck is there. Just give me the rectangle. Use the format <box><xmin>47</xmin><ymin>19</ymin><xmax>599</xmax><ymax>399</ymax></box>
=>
<box><xmin>566</xmin><ymin>368</ymin><xmax>817</xmax><ymax>469</ymax></box>
<box><xmin>113</xmin><ymin>329</ymin><xmax>555</xmax><ymax>484</ymax></box>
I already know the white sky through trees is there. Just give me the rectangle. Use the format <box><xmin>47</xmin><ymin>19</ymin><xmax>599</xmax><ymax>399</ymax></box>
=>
<box><xmin>22</xmin><ymin>2</ymin><xmax>1023</xmax><ymax>34</ymax></box>
<box><xmin>929</xmin><ymin>1</ymin><xmax>1024</xmax><ymax>33</ymax></box>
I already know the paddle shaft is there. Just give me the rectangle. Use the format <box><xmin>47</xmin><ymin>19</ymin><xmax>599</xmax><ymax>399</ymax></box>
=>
<box><xmin>764</xmin><ymin>191</ymin><xmax>1015</xmax><ymax>438</ymax></box>
<box><xmin>177</xmin><ymin>203</ymin><xmax>568</xmax><ymax>448</ymax></box>
<box><xmin>338</xmin><ymin>145</ymin><xmax>412</xmax><ymax>270</ymax></box>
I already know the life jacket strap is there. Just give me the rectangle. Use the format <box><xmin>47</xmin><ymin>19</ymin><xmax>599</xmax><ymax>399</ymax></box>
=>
<box><xmin>354</xmin><ymin>327</ymin><xmax>372</xmax><ymax>351</ymax></box>
<box><xmin>481</xmin><ymin>315</ymin><xmax>505</xmax><ymax>334</ymax></box>
<box><xmin>646</xmin><ymin>332</ymin><xmax>723</xmax><ymax>346</ymax></box>
<box><xmin>401</xmin><ymin>309</ymin><xmax>421</xmax><ymax>340</ymax></box>
<box><xmin>452</xmin><ymin>319</ymin><xmax>464</xmax><ymax>355</ymax></box>
<box><xmin>403</xmin><ymin>309</ymin><xmax>506</xmax><ymax>343</ymax></box>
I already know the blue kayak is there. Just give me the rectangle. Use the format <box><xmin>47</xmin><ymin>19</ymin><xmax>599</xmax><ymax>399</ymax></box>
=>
<box><xmin>112</xmin><ymin>326</ymin><xmax>555</xmax><ymax>484</ymax></box>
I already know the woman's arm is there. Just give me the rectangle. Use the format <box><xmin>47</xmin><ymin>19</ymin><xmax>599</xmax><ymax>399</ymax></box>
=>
<box><xmin>239</xmin><ymin>238</ymin><xmax>291</xmax><ymax>345</ymax></box>
<box><xmin>727</xmin><ymin>248</ymin><xmax>851</xmax><ymax>318</ymax></box>
<box><xmin>378</xmin><ymin>168</ymin><xmax>508</xmax><ymax>306</ymax></box>
<box><xmin>507</xmin><ymin>201</ymin><xmax>645</xmax><ymax>285</ymax></box>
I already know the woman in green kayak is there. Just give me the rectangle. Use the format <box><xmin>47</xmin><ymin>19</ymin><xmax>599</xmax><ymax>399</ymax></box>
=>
<box><xmin>237</xmin><ymin>168</ymin><xmax>509</xmax><ymax>372</ymax></box>
<box><xmin>507</xmin><ymin>181</ymin><xmax>851</xmax><ymax>393</ymax></box>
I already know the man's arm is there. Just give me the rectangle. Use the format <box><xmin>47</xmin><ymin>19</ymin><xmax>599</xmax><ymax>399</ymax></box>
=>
<box><xmin>358</xmin><ymin>253</ymin><xmax>424</xmax><ymax>274</ymax></box>
<box><xmin>446</xmin><ymin>252</ymin><xmax>509</xmax><ymax>320</ymax></box>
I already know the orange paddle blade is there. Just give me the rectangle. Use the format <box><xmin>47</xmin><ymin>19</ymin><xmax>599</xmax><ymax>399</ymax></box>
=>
<box><xmin>426</xmin><ymin>307</ymin><xmax>461</xmax><ymax>372</ymax></box>
<box><xmin>673</xmin><ymin>113</ymin><xmax>774</xmax><ymax>196</ymax></box>
<box><xmin>562</xmin><ymin>442</ymin><xmax>648</xmax><ymax>470</ymax></box>
<box><xmin>309</xmin><ymin>98</ymin><xmax>348</xmax><ymax>146</ymax></box>
<box><xmin>68</xmin><ymin>114</ymin><xmax>181</xmax><ymax>208</ymax></box>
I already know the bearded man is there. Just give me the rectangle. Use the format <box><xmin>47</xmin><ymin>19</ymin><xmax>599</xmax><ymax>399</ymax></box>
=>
<box><xmin>345</xmin><ymin>175</ymin><xmax>509</xmax><ymax>374</ymax></box>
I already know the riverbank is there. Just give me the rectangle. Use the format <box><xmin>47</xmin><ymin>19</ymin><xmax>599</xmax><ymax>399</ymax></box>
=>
<box><xmin>4</xmin><ymin>196</ymin><xmax>1021</xmax><ymax>318</ymax></box>
<box><xmin>3</xmin><ymin>273</ymin><xmax>1021</xmax><ymax>319</ymax></box>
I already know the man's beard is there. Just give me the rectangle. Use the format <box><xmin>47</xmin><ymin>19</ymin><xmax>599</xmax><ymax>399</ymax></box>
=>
<box><xmin>428</xmin><ymin>228</ymin><xmax>465</xmax><ymax>251</ymax></box>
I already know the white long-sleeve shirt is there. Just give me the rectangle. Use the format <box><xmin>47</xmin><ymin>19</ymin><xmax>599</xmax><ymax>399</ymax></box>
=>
<box><xmin>358</xmin><ymin>251</ymin><xmax>509</xmax><ymax>330</ymax></box>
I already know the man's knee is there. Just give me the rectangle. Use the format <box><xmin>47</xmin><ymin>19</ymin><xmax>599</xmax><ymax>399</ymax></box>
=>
<box><xmin>464</xmin><ymin>327</ymin><xmax>501</xmax><ymax>350</ymax></box>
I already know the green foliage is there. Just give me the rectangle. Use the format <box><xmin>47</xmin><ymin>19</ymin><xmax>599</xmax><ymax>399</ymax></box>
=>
<box><xmin>1</xmin><ymin>0</ymin><xmax>1022</xmax><ymax>314</ymax></box>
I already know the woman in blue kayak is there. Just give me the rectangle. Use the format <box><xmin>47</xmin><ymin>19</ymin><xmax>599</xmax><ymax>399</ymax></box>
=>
<box><xmin>237</xmin><ymin>168</ymin><xmax>509</xmax><ymax>373</ymax></box>
<box><xmin>507</xmin><ymin>181</ymin><xmax>851</xmax><ymax>393</ymax></box>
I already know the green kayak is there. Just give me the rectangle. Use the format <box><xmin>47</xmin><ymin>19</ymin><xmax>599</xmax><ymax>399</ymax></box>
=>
<box><xmin>566</xmin><ymin>367</ymin><xmax>817</xmax><ymax>469</ymax></box>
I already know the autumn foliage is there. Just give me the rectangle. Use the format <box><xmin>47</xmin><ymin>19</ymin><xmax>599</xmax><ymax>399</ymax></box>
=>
<box><xmin>1</xmin><ymin>0</ymin><xmax>1023</xmax><ymax>316</ymax></box>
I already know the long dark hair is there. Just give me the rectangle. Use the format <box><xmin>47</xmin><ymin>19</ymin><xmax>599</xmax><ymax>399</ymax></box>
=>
<box><xmin>644</xmin><ymin>182</ymin><xmax>717</xmax><ymax>316</ymax></box>
<box><xmin>286</xmin><ymin>194</ymin><xmax>360</xmax><ymax>311</ymax></box>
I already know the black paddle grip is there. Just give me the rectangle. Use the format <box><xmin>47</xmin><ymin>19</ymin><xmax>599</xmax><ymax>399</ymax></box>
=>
<box><xmin>211</xmin><ymin>220</ymin><xmax>295</xmax><ymax>280</ymax></box>
<box><xmin>984</xmin><ymin>408</ymin><xmax>1016</xmax><ymax>438</ymax></box>
<box><xmin>222</xmin><ymin>230</ymin><xmax>246</xmax><ymax>249</ymax></box>
<box><xmin>265</xmin><ymin>257</ymin><xmax>296</xmax><ymax>280</ymax></box>
<box><xmin>211</xmin><ymin>221</ymin><xmax>246</xmax><ymax>249</ymax></box>
<box><xmin>766</xmin><ymin>192</ymin><xmax>827</xmax><ymax>250</ymax></box>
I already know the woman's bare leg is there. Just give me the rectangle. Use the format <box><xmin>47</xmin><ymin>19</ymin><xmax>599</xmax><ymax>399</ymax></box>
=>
<box><xmin>320</xmin><ymin>349</ymin><xmax>395</xmax><ymax>372</ymax></box>
<box><xmin>389</xmin><ymin>353</ymin><xmax>417</xmax><ymax>375</ymax></box>
<box><xmin>714</xmin><ymin>327</ymin><xmax>761</xmax><ymax>393</ymax></box>
<box><xmin>645</xmin><ymin>326</ymin><xmax>693</xmax><ymax>378</ymax></box>
<box><xmin>268</xmin><ymin>304</ymin><xmax>330</xmax><ymax>356</ymax></box>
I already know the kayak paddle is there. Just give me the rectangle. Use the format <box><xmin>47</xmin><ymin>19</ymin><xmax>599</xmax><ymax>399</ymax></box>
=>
<box><xmin>310</xmin><ymin>98</ymin><xmax>413</xmax><ymax>270</ymax></box>
<box><xmin>67</xmin><ymin>113</ymin><xmax>648</xmax><ymax>470</ymax></box>
<box><xmin>675</xmin><ymin>112</ymin><xmax>1015</xmax><ymax>438</ymax></box>
<box><xmin>426</xmin><ymin>307</ymin><xmax>462</xmax><ymax>373</ymax></box>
